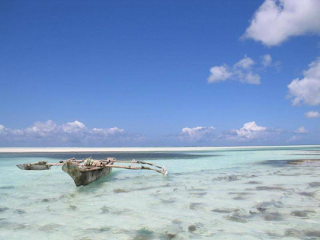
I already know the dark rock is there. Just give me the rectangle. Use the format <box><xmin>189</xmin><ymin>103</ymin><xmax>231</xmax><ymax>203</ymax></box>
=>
<box><xmin>0</xmin><ymin>207</ymin><xmax>9</xmax><ymax>213</ymax></box>
<box><xmin>166</xmin><ymin>232</ymin><xmax>176</xmax><ymax>239</ymax></box>
<box><xmin>101</xmin><ymin>206</ymin><xmax>109</xmax><ymax>214</ymax></box>
<box><xmin>41</xmin><ymin>198</ymin><xmax>57</xmax><ymax>203</ymax></box>
<box><xmin>69</xmin><ymin>205</ymin><xmax>77</xmax><ymax>211</ymax></box>
<box><xmin>212</xmin><ymin>208</ymin><xmax>234</xmax><ymax>213</ymax></box>
<box><xmin>257</xmin><ymin>207</ymin><xmax>267</xmax><ymax>212</ymax></box>
<box><xmin>172</xmin><ymin>219</ymin><xmax>182</xmax><ymax>224</ymax></box>
<box><xmin>190</xmin><ymin>192</ymin><xmax>207</xmax><ymax>196</ymax></box>
<box><xmin>266</xmin><ymin>231</ymin><xmax>281</xmax><ymax>237</ymax></box>
<box><xmin>233</xmin><ymin>196</ymin><xmax>246</xmax><ymax>200</ymax></box>
<box><xmin>256</xmin><ymin>186</ymin><xmax>285</xmax><ymax>191</ymax></box>
<box><xmin>113</xmin><ymin>188</ymin><xmax>128</xmax><ymax>193</ymax></box>
<box><xmin>225</xmin><ymin>215</ymin><xmax>247</xmax><ymax>223</ymax></box>
<box><xmin>291</xmin><ymin>210</ymin><xmax>308</xmax><ymax>217</ymax></box>
<box><xmin>229</xmin><ymin>192</ymin><xmax>253</xmax><ymax>196</ymax></box>
<box><xmin>100</xmin><ymin>226</ymin><xmax>111</xmax><ymax>232</ymax></box>
<box><xmin>189</xmin><ymin>203</ymin><xmax>203</xmax><ymax>210</ymax></box>
<box><xmin>86</xmin><ymin>227</ymin><xmax>110</xmax><ymax>233</ymax></box>
<box><xmin>0</xmin><ymin>186</ymin><xmax>15</xmax><ymax>190</ymax></box>
<box><xmin>160</xmin><ymin>198</ymin><xmax>176</xmax><ymax>204</ymax></box>
<box><xmin>298</xmin><ymin>191</ymin><xmax>315</xmax><ymax>197</ymax></box>
<box><xmin>309</xmin><ymin>182</ymin><xmax>320</xmax><ymax>188</ymax></box>
<box><xmin>304</xmin><ymin>230</ymin><xmax>320</xmax><ymax>237</ymax></box>
<box><xmin>246</xmin><ymin>181</ymin><xmax>262</xmax><ymax>184</ymax></box>
<box><xmin>263</xmin><ymin>212</ymin><xmax>282</xmax><ymax>221</ymax></box>
<box><xmin>14</xmin><ymin>209</ymin><xmax>26</xmax><ymax>214</ymax></box>
<box><xmin>133</xmin><ymin>228</ymin><xmax>154</xmax><ymax>240</ymax></box>
<box><xmin>188</xmin><ymin>225</ymin><xmax>197</xmax><ymax>232</ymax></box>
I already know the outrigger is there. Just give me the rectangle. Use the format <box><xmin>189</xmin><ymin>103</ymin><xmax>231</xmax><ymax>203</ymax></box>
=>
<box><xmin>17</xmin><ymin>158</ymin><xmax>168</xmax><ymax>187</ymax></box>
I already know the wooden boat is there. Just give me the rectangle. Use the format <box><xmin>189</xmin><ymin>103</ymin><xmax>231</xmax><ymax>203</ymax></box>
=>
<box><xmin>62</xmin><ymin>158</ymin><xmax>115</xmax><ymax>186</ymax></box>
<box><xmin>17</xmin><ymin>161</ymin><xmax>51</xmax><ymax>170</ymax></box>
<box><xmin>17</xmin><ymin>157</ymin><xmax>167</xmax><ymax>187</ymax></box>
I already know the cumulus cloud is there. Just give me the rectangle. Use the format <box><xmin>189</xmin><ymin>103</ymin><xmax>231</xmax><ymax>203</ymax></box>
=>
<box><xmin>61</xmin><ymin>120</ymin><xmax>86</xmax><ymax>133</ymax></box>
<box><xmin>208</xmin><ymin>55</ymin><xmax>266</xmax><ymax>85</ymax></box>
<box><xmin>0</xmin><ymin>120</ymin><xmax>143</xmax><ymax>146</ymax></box>
<box><xmin>305</xmin><ymin>111</ymin><xmax>320</xmax><ymax>118</ymax></box>
<box><xmin>261</xmin><ymin>54</ymin><xmax>272</xmax><ymax>67</ymax></box>
<box><xmin>216</xmin><ymin>121</ymin><xmax>286</xmax><ymax>144</ymax></box>
<box><xmin>243</xmin><ymin>0</ymin><xmax>320</xmax><ymax>46</ymax></box>
<box><xmin>234</xmin><ymin>56</ymin><xmax>255</xmax><ymax>69</ymax></box>
<box><xmin>179</xmin><ymin>126</ymin><xmax>216</xmax><ymax>142</ymax></box>
<box><xmin>243</xmin><ymin>72</ymin><xmax>261</xmax><ymax>85</ymax></box>
<box><xmin>294</xmin><ymin>126</ymin><xmax>308</xmax><ymax>134</ymax></box>
<box><xmin>174</xmin><ymin>120</ymin><xmax>319</xmax><ymax>145</ymax></box>
<box><xmin>24</xmin><ymin>120</ymin><xmax>57</xmax><ymax>137</ymax></box>
<box><xmin>208</xmin><ymin>65</ymin><xmax>233</xmax><ymax>83</ymax></box>
<box><xmin>235</xmin><ymin>121</ymin><xmax>267</xmax><ymax>139</ymax></box>
<box><xmin>177</xmin><ymin>121</ymin><xmax>287</xmax><ymax>145</ymax></box>
<box><xmin>287</xmin><ymin>59</ymin><xmax>320</xmax><ymax>106</ymax></box>
<box><xmin>92</xmin><ymin>127</ymin><xmax>125</xmax><ymax>135</ymax></box>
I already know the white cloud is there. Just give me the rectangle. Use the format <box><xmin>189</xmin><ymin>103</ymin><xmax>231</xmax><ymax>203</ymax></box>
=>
<box><xmin>182</xmin><ymin>126</ymin><xmax>215</xmax><ymax>136</ymax></box>
<box><xmin>208</xmin><ymin>55</ymin><xmax>266</xmax><ymax>85</ymax></box>
<box><xmin>174</xmin><ymin>121</ymin><xmax>315</xmax><ymax>145</ymax></box>
<box><xmin>305</xmin><ymin>111</ymin><xmax>320</xmax><ymax>118</ymax></box>
<box><xmin>261</xmin><ymin>54</ymin><xmax>272</xmax><ymax>67</ymax></box>
<box><xmin>216</xmin><ymin>121</ymin><xmax>285</xmax><ymax>144</ymax></box>
<box><xmin>234</xmin><ymin>56</ymin><xmax>255</xmax><ymax>69</ymax></box>
<box><xmin>208</xmin><ymin>65</ymin><xmax>233</xmax><ymax>83</ymax></box>
<box><xmin>243</xmin><ymin>0</ymin><xmax>320</xmax><ymax>46</ymax></box>
<box><xmin>294</xmin><ymin>126</ymin><xmax>308</xmax><ymax>134</ymax></box>
<box><xmin>0</xmin><ymin>120</ymin><xmax>141</xmax><ymax>146</ymax></box>
<box><xmin>242</xmin><ymin>72</ymin><xmax>261</xmax><ymax>85</ymax></box>
<box><xmin>288</xmin><ymin>136</ymin><xmax>298</xmax><ymax>142</ymax></box>
<box><xmin>179</xmin><ymin>126</ymin><xmax>216</xmax><ymax>142</ymax></box>
<box><xmin>61</xmin><ymin>120</ymin><xmax>86</xmax><ymax>133</ymax></box>
<box><xmin>178</xmin><ymin>122</ymin><xmax>273</xmax><ymax>143</ymax></box>
<box><xmin>92</xmin><ymin>127</ymin><xmax>125</xmax><ymax>135</ymax></box>
<box><xmin>287</xmin><ymin>58</ymin><xmax>320</xmax><ymax>106</ymax></box>
<box><xmin>235</xmin><ymin>121</ymin><xmax>267</xmax><ymax>139</ymax></box>
<box><xmin>25</xmin><ymin>120</ymin><xmax>57</xmax><ymax>137</ymax></box>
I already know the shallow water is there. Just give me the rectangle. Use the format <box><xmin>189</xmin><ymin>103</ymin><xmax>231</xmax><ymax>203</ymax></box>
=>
<box><xmin>0</xmin><ymin>146</ymin><xmax>320</xmax><ymax>239</ymax></box>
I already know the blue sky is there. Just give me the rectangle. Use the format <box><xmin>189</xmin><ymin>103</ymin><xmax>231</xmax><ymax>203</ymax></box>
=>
<box><xmin>0</xmin><ymin>0</ymin><xmax>319</xmax><ymax>146</ymax></box>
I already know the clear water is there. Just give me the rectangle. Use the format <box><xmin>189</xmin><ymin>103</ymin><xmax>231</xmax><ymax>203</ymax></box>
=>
<box><xmin>0</xmin><ymin>146</ymin><xmax>320</xmax><ymax>239</ymax></box>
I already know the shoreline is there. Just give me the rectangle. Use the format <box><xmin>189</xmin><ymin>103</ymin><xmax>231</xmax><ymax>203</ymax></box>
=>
<box><xmin>0</xmin><ymin>145</ymin><xmax>319</xmax><ymax>153</ymax></box>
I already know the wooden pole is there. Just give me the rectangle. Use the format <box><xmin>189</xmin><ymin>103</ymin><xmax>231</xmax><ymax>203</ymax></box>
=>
<box><xmin>80</xmin><ymin>164</ymin><xmax>165</xmax><ymax>175</ymax></box>
<box><xmin>107</xmin><ymin>159</ymin><xmax>162</xmax><ymax>169</ymax></box>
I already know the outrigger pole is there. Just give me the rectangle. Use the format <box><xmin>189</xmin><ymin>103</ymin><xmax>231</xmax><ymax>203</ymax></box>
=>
<box><xmin>17</xmin><ymin>158</ymin><xmax>168</xmax><ymax>176</ymax></box>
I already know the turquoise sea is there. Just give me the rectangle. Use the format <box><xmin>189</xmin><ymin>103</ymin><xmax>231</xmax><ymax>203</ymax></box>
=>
<box><xmin>0</xmin><ymin>146</ymin><xmax>320</xmax><ymax>239</ymax></box>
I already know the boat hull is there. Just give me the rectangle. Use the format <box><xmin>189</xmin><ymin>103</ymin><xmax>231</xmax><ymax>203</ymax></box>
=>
<box><xmin>62</xmin><ymin>163</ymin><xmax>112</xmax><ymax>186</ymax></box>
<box><xmin>17</xmin><ymin>163</ymin><xmax>50</xmax><ymax>170</ymax></box>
